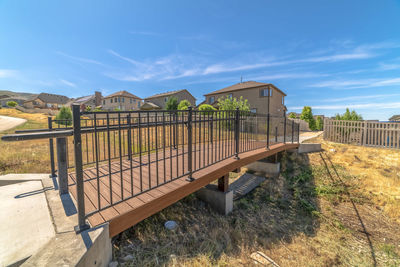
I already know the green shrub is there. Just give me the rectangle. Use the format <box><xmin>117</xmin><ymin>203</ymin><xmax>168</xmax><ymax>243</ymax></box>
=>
<box><xmin>55</xmin><ymin>106</ymin><xmax>72</xmax><ymax>126</ymax></box>
<box><xmin>198</xmin><ymin>104</ymin><xmax>216</xmax><ymax>115</ymax></box>
<box><xmin>300</xmin><ymin>106</ymin><xmax>317</xmax><ymax>131</ymax></box>
<box><xmin>316</xmin><ymin>116</ymin><xmax>323</xmax><ymax>130</ymax></box>
<box><xmin>289</xmin><ymin>112</ymin><xmax>296</xmax><ymax>119</ymax></box>
<box><xmin>6</xmin><ymin>101</ymin><xmax>18</xmax><ymax>108</ymax></box>
<box><xmin>335</xmin><ymin>108</ymin><xmax>363</xmax><ymax>121</ymax></box>
<box><xmin>177</xmin><ymin>100</ymin><xmax>191</xmax><ymax>110</ymax></box>
<box><xmin>217</xmin><ymin>96</ymin><xmax>250</xmax><ymax>112</ymax></box>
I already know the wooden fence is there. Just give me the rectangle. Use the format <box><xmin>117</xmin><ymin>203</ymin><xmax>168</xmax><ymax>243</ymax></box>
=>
<box><xmin>323</xmin><ymin>119</ymin><xmax>400</xmax><ymax>149</ymax></box>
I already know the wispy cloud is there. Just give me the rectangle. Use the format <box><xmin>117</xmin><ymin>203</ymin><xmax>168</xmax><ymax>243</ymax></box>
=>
<box><xmin>321</xmin><ymin>93</ymin><xmax>400</xmax><ymax>102</ymax></box>
<box><xmin>0</xmin><ymin>69</ymin><xmax>18</xmax><ymax>78</ymax></box>
<box><xmin>289</xmin><ymin>101</ymin><xmax>400</xmax><ymax>111</ymax></box>
<box><xmin>60</xmin><ymin>79</ymin><xmax>76</xmax><ymax>87</ymax></box>
<box><xmin>56</xmin><ymin>51</ymin><xmax>104</xmax><ymax>65</ymax></box>
<box><xmin>310</xmin><ymin>77</ymin><xmax>400</xmax><ymax>89</ymax></box>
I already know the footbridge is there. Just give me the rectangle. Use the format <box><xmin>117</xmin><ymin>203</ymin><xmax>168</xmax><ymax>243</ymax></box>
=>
<box><xmin>2</xmin><ymin>105</ymin><xmax>299</xmax><ymax>237</ymax></box>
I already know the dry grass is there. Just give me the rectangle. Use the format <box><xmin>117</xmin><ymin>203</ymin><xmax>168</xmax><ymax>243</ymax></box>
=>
<box><xmin>112</xmin><ymin>137</ymin><xmax>400</xmax><ymax>266</ymax></box>
<box><xmin>0</xmin><ymin>108</ymin><xmax>51</xmax><ymax>174</ymax></box>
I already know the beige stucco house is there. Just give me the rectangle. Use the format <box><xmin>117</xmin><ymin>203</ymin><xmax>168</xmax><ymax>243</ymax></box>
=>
<box><xmin>204</xmin><ymin>81</ymin><xmax>286</xmax><ymax>116</ymax></box>
<box><xmin>67</xmin><ymin>91</ymin><xmax>102</xmax><ymax>111</ymax></box>
<box><xmin>143</xmin><ymin>89</ymin><xmax>196</xmax><ymax>110</ymax></box>
<box><xmin>102</xmin><ymin>91</ymin><xmax>142</xmax><ymax>111</ymax></box>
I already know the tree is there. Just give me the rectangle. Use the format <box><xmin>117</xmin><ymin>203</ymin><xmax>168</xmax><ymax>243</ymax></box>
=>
<box><xmin>217</xmin><ymin>96</ymin><xmax>250</xmax><ymax>112</ymax></box>
<box><xmin>315</xmin><ymin>116</ymin><xmax>323</xmax><ymax>130</ymax></box>
<box><xmin>288</xmin><ymin>112</ymin><xmax>296</xmax><ymax>119</ymax></box>
<box><xmin>6</xmin><ymin>101</ymin><xmax>17</xmax><ymax>108</ymax></box>
<box><xmin>198</xmin><ymin>104</ymin><xmax>216</xmax><ymax>115</ymax></box>
<box><xmin>300</xmin><ymin>106</ymin><xmax>316</xmax><ymax>131</ymax></box>
<box><xmin>55</xmin><ymin>106</ymin><xmax>72</xmax><ymax>126</ymax></box>
<box><xmin>165</xmin><ymin>97</ymin><xmax>178</xmax><ymax>110</ymax></box>
<box><xmin>177</xmin><ymin>100</ymin><xmax>191</xmax><ymax>110</ymax></box>
<box><xmin>335</xmin><ymin>108</ymin><xmax>363</xmax><ymax>121</ymax></box>
<box><xmin>85</xmin><ymin>105</ymin><xmax>92</xmax><ymax>112</ymax></box>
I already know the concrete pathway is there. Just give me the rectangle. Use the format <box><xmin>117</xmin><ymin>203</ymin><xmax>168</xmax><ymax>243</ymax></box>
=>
<box><xmin>0</xmin><ymin>175</ymin><xmax>55</xmax><ymax>266</ymax></box>
<box><xmin>299</xmin><ymin>131</ymin><xmax>323</xmax><ymax>143</ymax></box>
<box><xmin>0</xmin><ymin>115</ymin><xmax>26</xmax><ymax>132</ymax></box>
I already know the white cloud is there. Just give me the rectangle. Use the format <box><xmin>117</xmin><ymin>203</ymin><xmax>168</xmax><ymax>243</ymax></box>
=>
<box><xmin>289</xmin><ymin>102</ymin><xmax>400</xmax><ymax>110</ymax></box>
<box><xmin>56</xmin><ymin>51</ymin><xmax>104</xmax><ymax>65</ymax></box>
<box><xmin>60</xmin><ymin>79</ymin><xmax>76</xmax><ymax>87</ymax></box>
<box><xmin>309</xmin><ymin>77</ymin><xmax>400</xmax><ymax>89</ymax></box>
<box><xmin>321</xmin><ymin>93</ymin><xmax>400</xmax><ymax>102</ymax></box>
<box><xmin>0</xmin><ymin>69</ymin><xmax>18</xmax><ymax>78</ymax></box>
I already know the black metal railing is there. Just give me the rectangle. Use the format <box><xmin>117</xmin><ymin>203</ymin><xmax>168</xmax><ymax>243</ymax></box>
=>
<box><xmin>2</xmin><ymin>105</ymin><xmax>300</xmax><ymax>233</ymax></box>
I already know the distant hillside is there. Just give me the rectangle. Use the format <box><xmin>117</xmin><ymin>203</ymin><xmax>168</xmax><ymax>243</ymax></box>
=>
<box><xmin>0</xmin><ymin>90</ymin><xmax>37</xmax><ymax>100</ymax></box>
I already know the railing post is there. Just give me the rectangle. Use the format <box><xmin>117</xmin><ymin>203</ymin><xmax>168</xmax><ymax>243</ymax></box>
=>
<box><xmin>266</xmin><ymin>113</ymin><xmax>270</xmax><ymax>149</ymax></box>
<box><xmin>275</xmin><ymin>126</ymin><xmax>278</xmax><ymax>143</ymax></box>
<box><xmin>72</xmin><ymin>104</ymin><xmax>90</xmax><ymax>233</ymax></box>
<box><xmin>127</xmin><ymin>114</ymin><xmax>132</xmax><ymax>160</ymax></box>
<box><xmin>48</xmin><ymin>116</ymin><xmax>57</xmax><ymax>178</ymax></box>
<box><xmin>291</xmin><ymin>120</ymin><xmax>294</xmax><ymax>143</ymax></box>
<box><xmin>186</xmin><ymin>107</ymin><xmax>194</xmax><ymax>181</ymax></box>
<box><xmin>56</xmin><ymin>137</ymin><xmax>68</xmax><ymax>195</ymax></box>
<box><xmin>173</xmin><ymin>112</ymin><xmax>177</xmax><ymax>149</ymax></box>
<box><xmin>283</xmin><ymin>111</ymin><xmax>287</xmax><ymax>144</ymax></box>
<box><xmin>235</xmin><ymin>107</ymin><xmax>240</xmax><ymax>159</ymax></box>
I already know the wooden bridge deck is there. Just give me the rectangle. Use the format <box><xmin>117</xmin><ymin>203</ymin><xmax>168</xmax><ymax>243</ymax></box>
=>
<box><xmin>68</xmin><ymin>141</ymin><xmax>298</xmax><ymax>237</ymax></box>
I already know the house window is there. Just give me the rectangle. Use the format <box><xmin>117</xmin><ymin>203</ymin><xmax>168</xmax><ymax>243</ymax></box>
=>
<box><xmin>103</xmin><ymin>100</ymin><xmax>105</xmax><ymax>105</ymax></box>
<box><xmin>260</xmin><ymin>89</ymin><xmax>268</xmax><ymax>97</ymax></box>
<box><xmin>110</xmin><ymin>99</ymin><xmax>113</xmax><ymax>103</ymax></box>
<box><xmin>118</xmin><ymin>97</ymin><xmax>121</xmax><ymax>103</ymax></box>
<box><xmin>130</xmin><ymin>99</ymin><xmax>132</xmax><ymax>104</ymax></box>
<box><xmin>133</xmin><ymin>99</ymin><xmax>136</xmax><ymax>103</ymax></box>
<box><xmin>250</xmin><ymin>108</ymin><xmax>257</xmax><ymax>113</ymax></box>
<box><xmin>138</xmin><ymin>102</ymin><xmax>141</xmax><ymax>108</ymax></box>
<box><xmin>209</xmin><ymin>96</ymin><xmax>215</xmax><ymax>104</ymax></box>
<box><xmin>228</xmin><ymin>93</ymin><xmax>233</xmax><ymax>98</ymax></box>
<box><xmin>282</xmin><ymin>97</ymin><xmax>284</xmax><ymax>105</ymax></box>
<box><xmin>165</xmin><ymin>97</ymin><xmax>168</xmax><ymax>102</ymax></box>
<box><xmin>270</xmin><ymin>88</ymin><xmax>273</xmax><ymax>96</ymax></box>
<box><xmin>122</xmin><ymin>97</ymin><xmax>125</xmax><ymax>103</ymax></box>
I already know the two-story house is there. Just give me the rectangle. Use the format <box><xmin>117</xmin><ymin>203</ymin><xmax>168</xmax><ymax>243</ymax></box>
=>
<box><xmin>204</xmin><ymin>81</ymin><xmax>286</xmax><ymax>116</ymax></box>
<box><xmin>67</xmin><ymin>91</ymin><xmax>102</xmax><ymax>111</ymax></box>
<box><xmin>143</xmin><ymin>89</ymin><xmax>196</xmax><ymax>110</ymax></box>
<box><xmin>102</xmin><ymin>91</ymin><xmax>142</xmax><ymax>111</ymax></box>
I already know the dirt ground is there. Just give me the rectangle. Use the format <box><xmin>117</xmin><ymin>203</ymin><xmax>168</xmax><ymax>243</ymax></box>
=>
<box><xmin>112</xmin><ymin>136</ymin><xmax>400</xmax><ymax>266</ymax></box>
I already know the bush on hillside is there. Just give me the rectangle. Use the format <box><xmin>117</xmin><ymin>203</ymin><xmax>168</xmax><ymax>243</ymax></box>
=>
<box><xmin>55</xmin><ymin>106</ymin><xmax>72</xmax><ymax>126</ymax></box>
<box><xmin>6</xmin><ymin>101</ymin><xmax>18</xmax><ymax>108</ymax></box>
<box><xmin>335</xmin><ymin>108</ymin><xmax>363</xmax><ymax>121</ymax></box>
<box><xmin>316</xmin><ymin>116</ymin><xmax>323</xmax><ymax>130</ymax></box>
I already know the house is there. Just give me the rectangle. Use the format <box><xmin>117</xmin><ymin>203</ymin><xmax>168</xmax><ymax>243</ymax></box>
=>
<box><xmin>143</xmin><ymin>89</ymin><xmax>196</xmax><ymax>110</ymax></box>
<box><xmin>102</xmin><ymin>91</ymin><xmax>142</xmax><ymax>111</ymax></box>
<box><xmin>389</xmin><ymin>115</ymin><xmax>400</xmax><ymax>122</ymax></box>
<box><xmin>23</xmin><ymin>93</ymin><xmax>70</xmax><ymax>109</ymax></box>
<box><xmin>0</xmin><ymin>90</ymin><xmax>38</xmax><ymax>107</ymax></box>
<box><xmin>67</xmin><ymin>91</ymin><xmax>102</xmax><ymax>111</ymax></box>
<box><xmin>204</xmin><ymin>81</ymin><xmax>286</xmax><ymax>116</ymax></box>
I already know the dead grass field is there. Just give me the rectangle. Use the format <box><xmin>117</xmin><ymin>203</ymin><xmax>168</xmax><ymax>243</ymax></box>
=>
<box><xmin>0</xmin><ymin>108</ymin><xmax>50</xmax><ymax>174</ymax></box>
<box><xmin>112</xmin><ymin>136</ymin><xmax>400</xmax><ymax>266</ymax></box>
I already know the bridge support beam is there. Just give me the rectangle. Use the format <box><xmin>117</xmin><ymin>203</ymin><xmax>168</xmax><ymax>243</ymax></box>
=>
<box><xmin>196</xmin><ymin>178</ymin><xmax>233</xmax><ymax>215</ymax></box>
<box><xmin>56</xmin><ymin>137</ymin><xmax>69</xmax><ymax>195</ymax></box>
<box><xmin>218</xmin><ymin>174</ymin><xmax>229</xmax><ymax>193</ymax></box>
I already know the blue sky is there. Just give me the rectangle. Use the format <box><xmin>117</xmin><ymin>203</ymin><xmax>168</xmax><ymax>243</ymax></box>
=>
<box><xmin>0</xmin><ymin>0</ymin><xmax>400</xmax><ymax>120</ymax></box>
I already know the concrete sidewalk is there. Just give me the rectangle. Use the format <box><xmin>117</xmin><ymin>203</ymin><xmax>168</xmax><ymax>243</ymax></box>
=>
<box><xmin>0</xmin><ymin>176</ymin><xmax>54</xmax><ymax>266</ymax></box>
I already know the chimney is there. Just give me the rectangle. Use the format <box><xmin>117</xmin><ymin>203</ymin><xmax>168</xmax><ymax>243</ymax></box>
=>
<box><xmin>95</xmin><ymin>91</ymin><xmax>102</xmax><ymax>106</ymax></box>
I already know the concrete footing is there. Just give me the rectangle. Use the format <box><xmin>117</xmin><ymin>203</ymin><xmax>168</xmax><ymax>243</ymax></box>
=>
<box><xmin>298</xmin><ymin>143</ymin><xmax>321</xmax><ymax>153</ymax></box>
<box><xmin>195</xmin><ymin>184</ymin><xmax>233</xmax><ymax>215</ymax></box>
<box><xmin>245</xmin><ymin>161</ymin><xmax>280</xmax><ymax>176</ymax></box>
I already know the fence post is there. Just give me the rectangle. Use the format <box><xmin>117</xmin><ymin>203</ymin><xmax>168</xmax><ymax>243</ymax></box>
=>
<box><xmin>297</xmin><ymin>123</ymin><xmax>300</xmax><ymax>143</ymax></box>
<box><xmin>48</xmin><ymin>117</ymin><xmax>57</xmax><ymax>178</ymax></box>
<box><xmin>235</xmin><ymin>107</ymin><xmax>240</xmax><ymax>159</ymax></box>
<box><xmin>283</xmin><ymin>111</ymin><xmax>287</xmax><ymax>144</ymax></box>
<box><xmin>187</xmin><ymin>107</ymin><xmax>194</xmax><ymax>181</ymax></box>
<box><xmin>72</xmin><ymin>104</ymin><xmax>90</xmax><ymax>233</ymax></box>
<box><xmin>363</xmin><ymin>121</ymin><xmax>368</xmax><ymax>146</ymax></box>
<box><xmin>56</xmin><ymin>137</ymin><xmax>68</xmax><ymax>195</ymax></box>
<box><xmin>127</xmin><ymin>114</ymin><xmax>132</xmax><ymax>160</ymax></box>
<box><xmin>291</xmin><ymin>120</ymin><xmax>294</xmax><ymax>144</ymax></box>
<box><xmin>266</xmin><ymin>113</ymin><xmax>270</xmax><ymax>149</ymax></box>
<box><xmin>173</xmin><ymin>112</ymin><xmax>177</xmax><ymax>149</ymax></box>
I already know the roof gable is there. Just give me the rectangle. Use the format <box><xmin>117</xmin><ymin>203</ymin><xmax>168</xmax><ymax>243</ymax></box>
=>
<box><xmin>36</xmin><ymin>93</ymin><xmax>70</xmax><ymax>104</ymax></box>
<box><xmin>105</xmin><ymin>90</ymin><xmax>141</xmax><ymax>99</ymax></box>
<box><xmin>145</xmin><ymin>89</ymin><xmax>195</xmax><ymax>100</ymax></box>
<box><xmin>204</xmin><ymin>81</ymin><xmax>286</xmax><ymax>96</ymax></box>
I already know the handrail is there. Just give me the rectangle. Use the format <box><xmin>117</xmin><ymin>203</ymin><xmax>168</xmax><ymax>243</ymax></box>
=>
<box><xmin>1</xmin><ymin>130</ymin><xmax>73</xmax><ymax>141</ymax></box>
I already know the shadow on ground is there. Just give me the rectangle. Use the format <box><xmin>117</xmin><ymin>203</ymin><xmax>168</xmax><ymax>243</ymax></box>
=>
<box><xmin>113</xmin><ymin>151</ymin><xmax>322</xmax><ymax>265</ymax></box>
